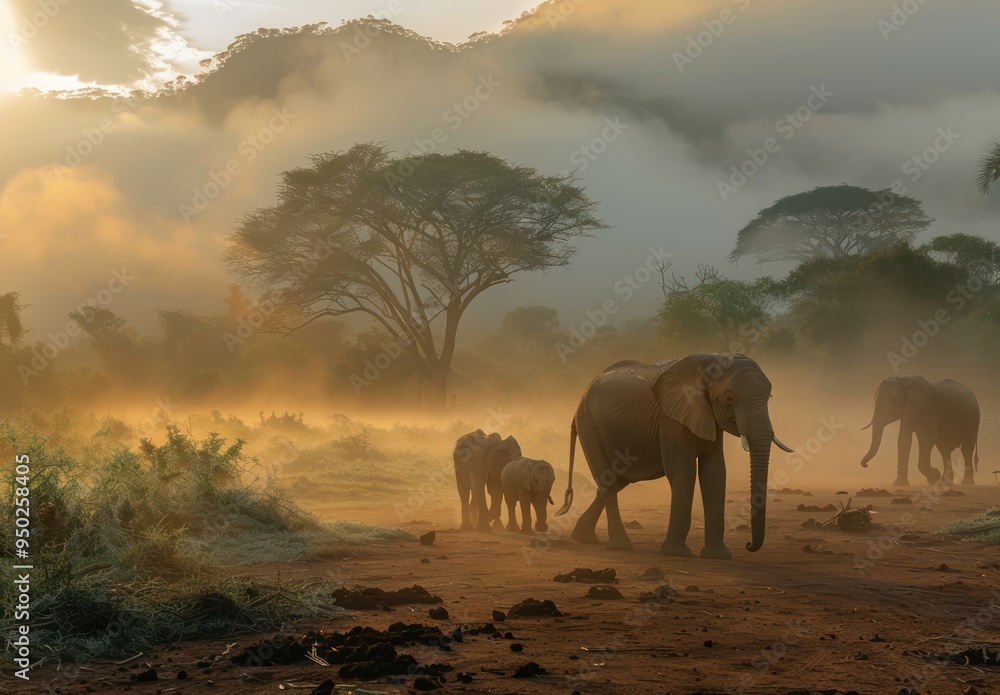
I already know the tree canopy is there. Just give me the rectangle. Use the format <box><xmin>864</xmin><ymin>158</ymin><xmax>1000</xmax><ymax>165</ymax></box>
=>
<box><xmin>227</xmin><ymin>143</ymin><xmax>605</xmax><ymax>407</ymax></box>
<box><xmin>730</xmin><ymin>185</ymin><xmax>932</xmax><ymax>264</ymax></box>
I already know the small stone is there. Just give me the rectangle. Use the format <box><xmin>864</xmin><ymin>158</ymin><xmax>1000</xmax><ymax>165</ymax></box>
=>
<box><xmin>428</xmin><ymin>606</ymin><xmax>449</xmax><ymax>620</ymax></box>
<box><xmin>492</xmin><ymin>609</ymin><xmax>506</xmax><ymax>622</ymax></box>
<box><xmin>510</xmin><ymin>643</ymin><xmax>524</xmax><ymax>652</ymax></box>
<box><xmin>420</xmin><ymin>531</ymin><xmax>436</xmax><ymax>546</ymax></box>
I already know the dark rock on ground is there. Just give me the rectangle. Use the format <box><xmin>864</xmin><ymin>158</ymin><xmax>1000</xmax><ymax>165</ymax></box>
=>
<box><xmin>420</xmin><ymin>531</ymin><xmax>436</xmax><ymax>545</ymax></box>
<box><xmin>587</xmin><ymin>585</ymin><xmax>624</xmax><ymax>600</ymax></box>
<box><xmin>507</xmin><ymin>598</ymin><xmax>565</xmax><ymax>618</ymax></box>
<box><xmin>552</xmin><ymin>567</ymin><xmax>617</xmax><ymax>583</ymax></box>
<box><xmin>512</xmin><ymin>661</ymin><xmax>549</xmax><ymax>678</ymax></box>
<box><xmin>330</xmin><ymin>585</ymin><xmax>443</xmax><ymax>610</ymax></box>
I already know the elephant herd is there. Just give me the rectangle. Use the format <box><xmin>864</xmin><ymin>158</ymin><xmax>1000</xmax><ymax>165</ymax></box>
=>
<box><xmin>453</xmin><ymin>354</ymin><xmax>981</xmax><ymax>558</ymax></box>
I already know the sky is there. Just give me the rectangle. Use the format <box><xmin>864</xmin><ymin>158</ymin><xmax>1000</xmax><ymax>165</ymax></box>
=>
<box><xmin>0</xmin><ymin>0</ymin><xmax>999</xmax><ymax>342</ymax></box>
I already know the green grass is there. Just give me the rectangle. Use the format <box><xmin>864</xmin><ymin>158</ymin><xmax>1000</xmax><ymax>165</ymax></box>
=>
<box><xmin>942</xmin><ymin>506</ymin><xmax>1000</xmax><ymax>543</ymax></box>
<box><xmin>0</xmin><ymin>419</ymin><xmax>406</xmax><ymax>665</ymax></box>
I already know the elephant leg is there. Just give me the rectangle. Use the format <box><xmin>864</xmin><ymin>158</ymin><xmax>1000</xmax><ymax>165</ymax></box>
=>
<box><xmin>602</xmin><ymin>480</ymin><xmax>632</xmax><ymax>551</ymax></box>
<box><xmin>455</xmin><ymin>464</ymin><xmax>473</xmax><ymax>531</ymax></box>
<box><xmin>534</xmin><ymin>497</ymin><xmax>548</xmax><ymax>533</ymax></box>
<box><xmin>471</xmin><ymin>471</ymin><xmax>492</xmax><ymax>533</ymax></box>
<box><xmin>505</xmin><ymin>495</ymin><xmax>519</xmax><ymax>532</ymax></box>
<box><xmin>487</xmin><ymin>479</ymin><xmax>504</xmax><ymax>528</ymax></box>
<box><xmin>661</xmin><ymin>455</ymin><xmax>697</xmax><ymax>557</ymax></box>
<box><xmin>960</xmin><ymin>442</ymin><xmax>976</xmax><ymax>485</ymax></box>
<box><xmin>519</xmin><ymin>496</ymin><xmax>534</xmax><ymax>535</ymax></box>
<box><xmin>571</xmin><ymin>493</ymin><xmax>604</xmax><ymax>544</ymax></box>
<box><xmin>895</xmin><ymin>427</ymin><xmax>912</xmax><ymax>487</ymax></box>
<box><xmin>915</xmin><ymin>433</ymin><xmax>939</xmax><ymax>485</ymax></box>
<box><xmin>697</xmin><ymin>446</ymin><xmax>731</xmax><ymax>560</ymax></box>
<box><xmin>940</xmin><ymin>448</ymin><xmax>955</xmax><ymax>487</ymax></box>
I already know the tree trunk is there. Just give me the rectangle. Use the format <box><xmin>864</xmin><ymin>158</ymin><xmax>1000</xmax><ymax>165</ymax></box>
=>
<box><xmin>424</xmin><ymin>367</ymin><xmax>449</xmax><ymax>411</ymax></box>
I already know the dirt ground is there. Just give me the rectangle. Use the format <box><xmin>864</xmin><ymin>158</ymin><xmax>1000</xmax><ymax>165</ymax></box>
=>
<box><xmin>9</xmin><ymin>483</ymin><xmax>1000</xmax><ymax>695</ymax></box>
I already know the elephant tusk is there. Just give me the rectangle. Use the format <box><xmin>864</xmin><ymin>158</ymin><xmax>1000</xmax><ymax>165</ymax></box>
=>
<box><xmin>548</xmin><ymin>496</ymin><xmax>554</xmax><ymax>505</ymax></box>
<box><xmin>772</xmin><ymin>435</ymin><xmax>793</xmax><ymax>453</ymax></box>
<box><xmin>860</xmin><ymin>421</ymin><xmax>872</xmax><ymax>431</ymax></box>
<box><xmin>740</xmin><ymin>434</ymin><xmax>750</xmax><ymax>452</ymax></box>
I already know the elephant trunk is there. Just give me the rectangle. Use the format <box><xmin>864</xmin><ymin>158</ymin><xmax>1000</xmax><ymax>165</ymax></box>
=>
<box><xmin>741</xmin><ymin>398</ymin><xmax>773</xmax><ymax>553</ymax></box>
<box><xmin>860</xmin><ymin>414</ymin><xmax>889</xmax><ymax>469</ymax></box>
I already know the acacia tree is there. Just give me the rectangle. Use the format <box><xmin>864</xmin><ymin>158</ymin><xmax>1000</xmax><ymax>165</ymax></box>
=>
<box><xmin>227</xmin><ymin>143</ymin><xmax>605</xmax><ymax>408</ymax></box>
<box><xmin>977</xmin><ymin>138</ymin><xmax>1000</xmax><ymax>194</ymax></box>
<box><xmin>730</xmin><ymin>185</ymin><xmax>932</xmax><ymax>264</ymax></box>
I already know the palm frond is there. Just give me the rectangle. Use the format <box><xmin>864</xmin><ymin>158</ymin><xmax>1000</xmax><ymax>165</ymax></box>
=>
<box><xmin>976</xmin><ymin>138</ymin><xmax>1000</xmax><ymax>194</ymax></box>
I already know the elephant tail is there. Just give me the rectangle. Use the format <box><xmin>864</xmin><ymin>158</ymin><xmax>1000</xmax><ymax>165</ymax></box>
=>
<box><xmin>975</xmin><ymin>443</ymin><xmax>980</xmax><ymax>472</ymax></box>
<box><xmin>555</xmin><ymin>419</ymin><xmax>577</xmax><ymax>516</ymax></box>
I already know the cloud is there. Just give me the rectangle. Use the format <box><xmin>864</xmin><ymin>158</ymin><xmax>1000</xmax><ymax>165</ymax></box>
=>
<box><xmin>8</xmin><ymin>0</ymin><xmax>176</xmax><ymax>85</ymax></box>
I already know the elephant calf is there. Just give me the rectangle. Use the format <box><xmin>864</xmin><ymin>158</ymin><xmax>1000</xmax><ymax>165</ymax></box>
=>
<box><xmin>501</xmin><ymin>457</ymin><xmax>556</xmax><ymax>534</ymax></box>
<box><xmin>453</xmin><ymin>429</ymin><xmax>522</xmax><ymax>532</ymax></box>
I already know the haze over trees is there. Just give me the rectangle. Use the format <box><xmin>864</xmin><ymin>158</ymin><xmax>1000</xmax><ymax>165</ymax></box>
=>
<box><xmin>730</xmin><ymin>185</ymin><xmax>933</xmax><ymax>264</ymax></box>
<box><xmin>226</xmin><ymin>143</ymin><xmax>605</xmax><ymax>408</ymax></box>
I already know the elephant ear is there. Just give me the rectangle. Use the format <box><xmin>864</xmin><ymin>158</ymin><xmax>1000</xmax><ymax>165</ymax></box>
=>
<box><xmin>503</xmin><ymin>436</ymin><xmax>522</xmax><ymax>458</ymax></box>
<box><xmin>518</xmin><ymin>461</ymin><xmax>533</xmax><ymax>492</ymax></box>
<box><xmin>902</xmin><ymin>377</ymin><xmax>934</xmax><ymax>423</ymax></box>
<box><xmin>652</xmin><ymin>358</ymin><xmax>717</xmax><ymax>442</ymax></box>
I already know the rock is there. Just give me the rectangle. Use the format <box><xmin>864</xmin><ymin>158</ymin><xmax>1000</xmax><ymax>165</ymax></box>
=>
<box><xmin>510</xmin><ymin>643</ymin><xmax>524</xmax><ymax>652</ymax></box>
<box><xmin>132</xmin><ymin>669</ymin><xmax>157</xmax><ymax>682</ymax></box>
<box><xmin>553</xmin><ymin>568</ymin><xmax>617</xmax><ymax>583</ymax></box>
<box><xmin>856</xmin><ymin>488</ymin><xmax>893</xmax><ymax>497</ymax></box>
<box><xmin>176</xmin><ymin>670</ymin><xmax>188</xmax><ymax>680</ymax></box>
<box><xmin>330</xmin><ymin>585</ymin><xmax>443</xmax><ymax>610</ymax></box>
<box><xmin>803</xmin><ymin>545</ymin><xmax>834</xmax><ymax>555</ymax></box>
<box><xmin>455</xmin><ymin>672</ymin><xmax>474</xmax><ymax>683</ymax></box>
<box><xmin>412</xmin><ymin>676</ymin><xmax>441</xmax><ymax>691</ymax></box>
<box><xmin>587</xmin><ymin>585</ymin><xmax>624</xmax><ymax>600</ymax></box>
<box><xmin>933</xmin><ymin>563</ymin><xmax>959</xmax><ymax>573</ymax></box>
<box><xmin>891</xmin><ymin>497</ymin><xmax>913</xmax><ymax>504</ymax></box>
<box><xmin>420</xmin><ymin>531</ymin><xmax>436</xmax><ymax>545</ymax></box>
<box><xmin>492</xmin><ymin>609</ymin><xmax>506</xmax><ymax>622</ymax></box>
<box><xmin>800</xmin><ymin>518</ymin><xmax>821</xmax><ymax>528</ymax></box>
<box><xmin>797</xmin><ymin>504</ymin><xmax>837</xmax><ymax>512</ymax></box>
<box><xmin>507</xmin><ymin>598</ymin><xmax>565</xmax><ymax>618</ymax></box>
<box><xmin>428</xmin><ymin>607</ymin><xmax>449</xmax><ymax>620</ymax></box>
<box><xmin>638</xmin><ymin>585</ymin><xmax>678</xmax><ymax>604</ymax></box>
<box><xmin>638</xmin><ymin>567</ymin><xmax>665</xmax><ymax>581</ymax></box>
<box><xmin>624</xmin><ymin>520</ymin><xmax>643</xmax><ymax>529</ymax></box>
<box><xmin>311</xmin><ymin>680</ymin><xmax>336</xmax><ymax>695</ymax></box>
<box><xmin>704</xmin><ymin>640</ymin><xmax>713</xmax><ymax>647</ymax></box>
<box><xmin>421</xmin><ymin>558</ymin><xmax>431</xmax><ymax>563</ymax></box>
<box><xmin>512</xmin><ymin>661</ymin><xmax>549</xmax><ymax>678</ymax></box>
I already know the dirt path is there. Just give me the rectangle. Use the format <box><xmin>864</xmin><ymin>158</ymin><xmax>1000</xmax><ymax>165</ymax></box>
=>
<box><xmin>9</xmin><ymin>485</ymin><xmax>1000</xmax><ymax>694</ymax></box>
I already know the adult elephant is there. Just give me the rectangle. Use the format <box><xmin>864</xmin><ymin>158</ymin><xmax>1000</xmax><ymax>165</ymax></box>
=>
<box><xmin>555</xmin><ymin>354</ymin><xmax>791</xmax><ymax>558</ymax></box>
<box><xmin>860</xmin><ymin>376</ymin><xmax>980</xmax><ymax>486</ymax></box>
<box><xmin>454</xmin><ymin>430</ymin><xmax>521</xmax><ymax>531</ymax></box>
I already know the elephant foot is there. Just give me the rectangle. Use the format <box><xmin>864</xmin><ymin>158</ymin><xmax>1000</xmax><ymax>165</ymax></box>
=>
<box><xmin>660</xmin><ymin>540</ymin><xmax>693</xmax><ymax>557</ymax></box>
<box><xmin>476</xmin><ymin>523</ymin><xmax>493</xmax><ymax>533</ymax></box>
<box><xmin>892</xmin><ymin>477</ymin><xmax>910</xmax><ymax>487</ymax></box>
<box><xmin>961</xmin><ymin>476</ymin><xmax>976</xmax><ymax>486</ymax></box>
<box><xmin>700</xmin><ymin>544</ymin><xmax>732</xmax><ymax>560</ymax></box>
<box><xmin>491</xmin><ymin>518</ymin><xmax>505</xmax><ymax>530</ymax></box>
<box><xmin>923</xmin><ymin>469</ymin><xmax>942</xmax><ymax>485</ymax></box>
<box><xmin>461</xmin><ymin>521</ymin><xmax>474</xmax><ymax>531</ymax></box>
<box><xmin>605</xmin><ymin>537</ymin><xmax>633</xmax><ymax>551</ymax></box>
<box><xmin>571</xmin><ymin>526</ymin><xmax>601</xmax><ymax>545</ymax></box>
<box><xmin>535</xmin><ymin>522</ymin><xmax>549</xmax><ymax>533</ymax></box>
<box><xmin>519</xmin><ymin>527</ymin><xmax>535</xmax><ymax>536</ymax></box>
<box><xmin>505</xmin><ymin>523</ymin><xmax>519</xmax><ymax>533</ymax></box>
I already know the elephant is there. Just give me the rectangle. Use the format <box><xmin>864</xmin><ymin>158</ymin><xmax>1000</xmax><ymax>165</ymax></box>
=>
<box><xmin>500</xmin><ymin>456</ymin><xmax>556</xmax><ymax>534</ymax></box>
<box><xmin>453</xmin><ymin>429</ymin><xmax>522</xmax><ymax>531</ymax></box>
<box><xmin>554</xmin><ymin>354</ymin><xmax>792</xmax><ymax>558</ymax></box>
<box><xmin>860</xmin><ymin>376</ymin><xmax>980</xmax><ymax>486</ymax></box>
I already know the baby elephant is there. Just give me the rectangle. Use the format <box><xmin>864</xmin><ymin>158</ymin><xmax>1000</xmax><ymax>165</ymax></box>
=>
<box><xmin>501</xmin><ymin>457</ymin><xmax>556</xmax><ymax>534</ymax></box>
